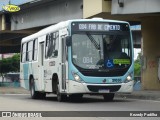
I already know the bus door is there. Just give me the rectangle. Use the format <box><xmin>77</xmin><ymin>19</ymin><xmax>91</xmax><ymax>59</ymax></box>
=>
<box><xmin>38</xmin><ymin>36</ymin><xmax>45</xmax><ymax>91</ymax></box>
<box><xmin>59</xmin><ymin>35</ymin><xmax>67</xmax><ymax>92</ymax></box>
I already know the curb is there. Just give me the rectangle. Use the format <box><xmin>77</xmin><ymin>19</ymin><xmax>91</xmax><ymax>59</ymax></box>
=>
<box><xmin>0</xmin><ymin>87</ymin><xmax>29</xmax><ymax>94</ymax></box>
<box><xmin>116</xmin><ymin>93</ymin><xmax>160</xmax><ymax>101</ymax></box>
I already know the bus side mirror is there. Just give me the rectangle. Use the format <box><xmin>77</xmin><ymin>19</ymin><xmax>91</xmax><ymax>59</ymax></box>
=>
<box><xmin>66</xmin><ymin>36</ymin><xmax>71</xmax><ymax>46</ymax></box>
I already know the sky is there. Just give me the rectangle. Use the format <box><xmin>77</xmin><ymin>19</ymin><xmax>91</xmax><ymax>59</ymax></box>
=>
<box><xmin>134</xmin><ymin>48</ymin><xmax>141</xmax><ymax>60</ymax></box>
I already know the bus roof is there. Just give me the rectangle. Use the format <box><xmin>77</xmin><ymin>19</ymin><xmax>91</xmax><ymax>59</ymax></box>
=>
<box><xmin>21</xmin><ymin>18</ymin><xmax>129</xmax><ymax>43</ymax></box>
<box><xmin>21</xmin><ymin>21</ymin><xmax>70</xmax><ymax>43</ymax></box>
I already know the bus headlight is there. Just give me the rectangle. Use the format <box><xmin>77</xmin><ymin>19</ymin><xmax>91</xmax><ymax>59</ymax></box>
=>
<box><xmin>74</xmin><ymin>74</ymin><xmax>80</xmax><ymax>81</ymax></box>
<box><xmin>124</xmin><ymin>75</ymin><xmax>132</xmax><ymax>83</ymax></box>
<box><xmin>127</xmin><ymin>75</ymin><xmax>132</xmax><ymax>81</ymax></box>
<box><xmin>72</xmin><ymin>73</ymin><xmax>81</xmax><ymax>82</ymax></box>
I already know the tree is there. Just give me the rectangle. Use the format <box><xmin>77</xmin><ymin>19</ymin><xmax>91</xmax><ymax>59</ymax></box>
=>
<box><xmin>0</xmin><ymin>54</ymin><xmax>20</xmax><ymax>82</ymax></box>
<box><xmin>134</xmin><ymin>52</ymin><xmax>141</xmax><ymax>76</ymax></box>
<box><xmin>10</xmin><ymin>54</ymin><xmax>20</xmax><ymax>72</ymax></box>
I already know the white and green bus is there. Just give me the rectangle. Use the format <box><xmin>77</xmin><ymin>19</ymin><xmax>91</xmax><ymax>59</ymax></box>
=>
<box><xmin>20</xmin><ymin>18</ymin><xmax>134</xmax><ymax>102</ymax></box>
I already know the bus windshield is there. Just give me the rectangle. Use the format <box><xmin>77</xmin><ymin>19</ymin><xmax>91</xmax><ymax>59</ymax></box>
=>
<box><xmin>72</xmin><ymin>32</ymin><xmax>131</xmax><ymax>70</ymax></box>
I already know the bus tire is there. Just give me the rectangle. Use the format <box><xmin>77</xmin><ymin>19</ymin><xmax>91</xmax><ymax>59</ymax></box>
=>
<box><xmin>56</xmin><ymin>83</ymin><xmax>67</xmax><ymax>102</ymax></box>
<box><xmin>30</xmin><ymin>78</ymin><xmax>39</xmax><ymax>99</ymax></box>
<box><xmin>30</xmin><ymin>78</ymin><xmax>46</xmax><ymax>99</ymax></box>
<box><xmin>103</xmin><ymin>93</ymin><xmax>115</xmax><ymax>101</ymax></box>
<box><xmin>39</xmin><ymin>92</ymin><xmax>46</xmax><ymax>99</ymax></box>
<box><xmin>52</xmin><ymin>74</ymin><xmax>57</xmax><ymax>94</ymax></box>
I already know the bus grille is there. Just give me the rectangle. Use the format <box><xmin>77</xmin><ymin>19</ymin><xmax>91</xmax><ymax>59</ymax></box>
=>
<box><xmin>87</xmin><ymin>85</ymin><xmax>121</xmax><ymax>92</ymax></box>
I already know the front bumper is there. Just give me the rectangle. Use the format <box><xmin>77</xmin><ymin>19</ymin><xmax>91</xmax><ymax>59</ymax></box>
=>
<box><xmin>66</xmin><ymin>80</ymin><xmax>134</xmax><ymax>94</ymax></box>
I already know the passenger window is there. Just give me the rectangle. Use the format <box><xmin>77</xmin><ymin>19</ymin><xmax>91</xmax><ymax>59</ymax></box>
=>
<box><xmin>33</xmin><ymin>39</ymin><xmax>38</xmax><ymax>61</ymax></box>
<box><xmin>27</xmin><ymin>41</ymin><xmax>33</xmax><ymax>61</ymax></box>
<box><xmin>45</xmin><ymin>32</ymin><xmax>59</xmax><ymax>58</ymax></box>
<box><xmin>22</xmin><ymin>43</ymin><xmax>27</xmax><ymax>62</ymax></box>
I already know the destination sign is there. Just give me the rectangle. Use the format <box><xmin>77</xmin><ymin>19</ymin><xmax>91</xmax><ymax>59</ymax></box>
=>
<box><xmin>71</xmin><ymin>22</ymin><xmax>129</xmax><ymax>32</ymax></box>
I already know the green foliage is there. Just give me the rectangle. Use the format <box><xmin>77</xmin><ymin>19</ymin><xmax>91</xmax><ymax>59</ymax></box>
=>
<box><xmin>134</xmin><ymin>52</ymin><xmax>141</xmax><ymax>76</ymax></box>
<box><xmin>134</xmin><ymin>62</ymin><xmax>141</xmax><ymax>76</ymax></box>
<box><xmin>0</xmin><ymin>54</ymin><xmax>20</xmax><ymax>75</ymax></box>
<box><xmin>11</xmin><ymin>54</ymin><xmax>20</xmax><ymax>72</ymax></box>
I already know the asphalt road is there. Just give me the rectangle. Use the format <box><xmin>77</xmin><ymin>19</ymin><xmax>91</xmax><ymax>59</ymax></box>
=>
<box><xmin>0</xmin><ymin>94</ymin><xmax>160</xmax><ymax>120</ymax></box>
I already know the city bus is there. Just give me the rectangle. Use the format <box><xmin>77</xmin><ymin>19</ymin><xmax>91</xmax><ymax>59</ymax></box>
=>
<box><xmin>20</xmin><ymin>18</ymin><xmax>134</xmax><ymax>102</ymax></box>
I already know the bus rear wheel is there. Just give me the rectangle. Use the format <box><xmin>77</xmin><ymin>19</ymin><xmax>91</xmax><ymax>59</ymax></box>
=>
<box><xmin>30</xmin><ymin>78</ymin><xmax>46</xmax><ymax>99</ymax></box>
<box><xmin>103</xmin><ymin>93</ymin><xmax>115</xmax><ymax>101</ymax></box>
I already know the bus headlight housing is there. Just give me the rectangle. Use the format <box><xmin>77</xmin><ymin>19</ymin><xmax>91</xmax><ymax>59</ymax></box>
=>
<box><xmin>72</xmin><ymin>72</ymin><xmax>82</xmax><ymax>82</ymax></box>
<box><xmin>127</xmin><ymin>75</ymin><xmax>132</xmax><ymax>81</ymax></box>
<box><xmin>124</xmin><ymin>75</ymin><xmax>132</xmax><ymax>83</ymax></box>
<box><xmin>74</xmin><ymin>74</ymin><xmax>81</xmax><ymax>81</ymax></box>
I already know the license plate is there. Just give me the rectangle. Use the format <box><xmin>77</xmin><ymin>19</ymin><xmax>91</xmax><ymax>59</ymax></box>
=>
<box><xmin>99</xmin><ymin>89</ymin><xmax>110</xmax><ymax>93</ymax></box>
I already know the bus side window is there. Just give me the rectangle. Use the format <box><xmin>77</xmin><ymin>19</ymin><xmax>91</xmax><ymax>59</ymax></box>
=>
<box><xmin>33</xmin><ymin>38</ymin><xmax>38</xmax><ymax>61</ymax></box>
<box><xmin>22</xmin><ymin>43</ymin><xmax>27</xmax><ymax>62</ymax></box>
<box><xmin>45</xmin><ymin>32</ymin><xmax>59</xmax><ymax>58</ymax></box>
<box><xmin>27</xmin><ymin>41</ymin><xmax>33</xmax><ymax>62</ymax></box>
<box><xmin>45</xmin><ymin>34</ymin><xmax>50</xmax><ymax>58</ymax></box>
<box><xmin>54</xmin><ymin>32</ymin><xmax>59</xmax><ymax>56</ymax></box>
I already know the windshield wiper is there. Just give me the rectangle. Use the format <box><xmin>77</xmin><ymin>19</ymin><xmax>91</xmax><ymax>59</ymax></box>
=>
<box><xmin>86</xmin><ymin>33</ymin><xmax>100</xmax><ymax>50</ymax></box>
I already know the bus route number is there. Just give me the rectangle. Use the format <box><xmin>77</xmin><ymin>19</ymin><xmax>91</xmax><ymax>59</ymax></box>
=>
<box><xmin>83</xmin><ymin>57</ymin><xmax>93</xmax><ymax>64</ymax></box>
<box><xmin>79</xmin><ymin>24</ymin><xmax>87</xmax><ymax>30</ymax></box>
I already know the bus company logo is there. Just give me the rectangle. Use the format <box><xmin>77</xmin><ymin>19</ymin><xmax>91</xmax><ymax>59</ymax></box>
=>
<box><xmin>102</xmin><ymin>79</ymin><xmax>106</xmax><ymax>83</ymax></box>
<box><xmin>2</xmin><ymin>4</ymin><xmax>20</xmax><ymax>12</ymax></box>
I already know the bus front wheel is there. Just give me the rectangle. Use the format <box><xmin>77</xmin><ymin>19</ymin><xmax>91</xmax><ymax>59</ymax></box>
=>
<box><xmin>56</xmin><ymin>83</ymin><xmax>67</xmax><ymax>102</ymax></box>
<box><xmin>103</xmin><ymin>93</ymin><xmax>114</xmax><ymax>101</ymax></box>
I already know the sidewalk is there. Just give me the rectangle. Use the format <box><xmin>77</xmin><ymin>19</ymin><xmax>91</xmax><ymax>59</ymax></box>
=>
<box><xmin>0</xmin><ymin>87</ymin><xmax>29</xmax><ymax>94</ymax></box>
<box><xmin>116</xmin><ymin>90</ymin><xmax>160</xmax><ymax>101</ymax></box>
<box><xmin>0</xmin><ymin>86</ymin><xmax>160</xmax><ymax>101</ymax></box>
